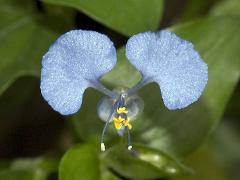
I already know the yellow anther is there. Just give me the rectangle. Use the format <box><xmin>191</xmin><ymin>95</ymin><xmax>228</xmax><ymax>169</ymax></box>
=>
<box><xmin>113</xmin><ymin>116</ymin><xmax>132</xmax><ymax>130</ymax></box>
<box><xmin>117</xmin><ymin>107</ymin><xmax>128</xmax><ymax>114</ymax></box>
<box><xmin>123</xmin><ymin>119</ymin><xmax>132</xmax><ymax>130</ymax></box>
<box><xmin>113</xmin><ymin>116</ymin><xmax>124</xmax><ymax>130</ymax></box>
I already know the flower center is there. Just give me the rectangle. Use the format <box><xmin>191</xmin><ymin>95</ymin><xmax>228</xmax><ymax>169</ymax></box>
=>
<box><xmin>98</xmin><ymin>87</ymin><xmax>144</xmax><ymax>152</ymax></box>
<box><xmin>113</xmin><ymin>107</ymin><xmax>132</xmax><ymax>130</ymax></box>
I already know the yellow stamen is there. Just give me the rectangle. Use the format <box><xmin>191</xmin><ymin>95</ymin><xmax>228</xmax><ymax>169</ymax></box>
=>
<box><xmin>113</xmin><ymin>116</ymin><xmax>124</xmax><ymax>130</ymax></box>
<box><xmin>117</xmin><ymin>107</ymin><xmax>128</xmax><ymax>114</ymax></box>
<box><xmin>113</xmin><ymin>116</ymin><xmax>132</xmax><ymax>130</ymax></box>
<box><xmin>123</xmin><ymin>119</ymin><xmax>132</xmax><ymax>130</ymax></box>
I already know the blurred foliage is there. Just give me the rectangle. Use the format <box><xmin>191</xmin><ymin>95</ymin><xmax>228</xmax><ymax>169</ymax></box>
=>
<box><xmin>211</xmin><ymin>0</ymin><xmax>240</xmax><ymax>16</ymax></box>
<box><xmin>173</xmin><ymin>145</ymin><xmax>227</xmax><ymax>180</ymax></box>
<box><xmin>41</xmin><ymin>0</ymin><xmax>164</xmax><ymax>36</ymax></box>
<box><xmin>0</xmin><ymin>0</ymin><xmax>239</xmax><ymax>179</ymax></box>
<box><xmin>0</xmin><ymin>0</ymin><xmax>72</xmax><ymax>95</ymax></box>
<box><xmin>181</xmin><ymin>0</ymin><xmax>220</xmax><ymax>20</ymax></box>
<box><xmin>103</xmin><ymin>144</ymin><xmax>193</xmax><ymax>179</ymax></box>
<box><xmin>0</xmin><ymin>156</ymin><xmax>59</xmax><ymax>180</ymax></box>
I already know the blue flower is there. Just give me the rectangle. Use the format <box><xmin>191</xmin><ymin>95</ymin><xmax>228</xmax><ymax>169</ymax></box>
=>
<box><xmin>126</xmin><ymin>31</ymin><xmax>208</xmax><ymax>110</ymax></box>
<box><xmin>40</xmin><ymin>30</ymin><xmax>208</xmax><ymax>151</ymax></box>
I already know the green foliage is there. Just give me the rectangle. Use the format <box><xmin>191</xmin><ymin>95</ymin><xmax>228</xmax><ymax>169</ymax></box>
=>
<box><xmin>0</xmin><ymin>157</ymin><xmax>58</xmax><ymax>180</ymax></box>
<box><xmin>103</xmin><ymin>144</ymin><xmax>192</xmax><ymax>179</ymax></box>
<box><xmin>0</xmin><ymin>0</ymin><xmax>240</xmax><ymax>179</ymax></box>
<box><xmin>41</xmin><ymin>0</ymin><xmax>164</xmax><ymax>36</ymax></box>
<box><xmin>59</xmin><ymin>144</ymin><xmax>100</xmax><ymax>180</ymax></box>
<box><xmin>59</xmin><ymin>143</ymin><xmax>191</xmax><ymax>180</ymax></box>
<box><xmin>181</xmin><ymin>0</ymin><xmax>220</xmax><ymax>20</ymax></box>
<box><xmin>0</xmin><ymin>0</ymin><xmax>59</xmax><ymax>95</ymax></box>
<box><xmin>0</xmin><ymin>170</ymin><xmax>42</xmax><ymax>180</ymax></box>
<box><xmin>173</xmin><ymin>145</ymin><xmax>227</xmax><ymax>180</ymax></box>
<box><xmin>210</xmin><ymin>0</ymin><xmax>240</xmax><ymax>16</ymax></box>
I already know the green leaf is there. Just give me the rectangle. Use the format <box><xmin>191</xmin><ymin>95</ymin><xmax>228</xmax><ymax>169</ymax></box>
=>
<box><xmin>41</xmin><ymin>0</ymin><xmax>164</xmax><ymax>36</ymax></box>
<box><xmin>59</xmin><ymin>143</ymin><xmax>121</xmax><ymax>180</ymax></box>
<box><xmin>210</xmin><ymin>0</ymin><xmax>240</xmax><ymax>16</ymax></box>
<box><xmin>59</xmin><ymin>144</ymin><xmax>101</xmax><ymax>180</ymax></box>
<box><xmin>0</xmin><ymin>0</ymin><xmax>70</xmax><ymax>96</ymax></box>
<box><xmin>103</xmin><ymin>144</ymin><xmax>191</xmax><ymax>179</ymax></box>
<box><xmin>173</xmin><ymin>145</ymin><xmax>226</xmax><ymax>180</ymax></box>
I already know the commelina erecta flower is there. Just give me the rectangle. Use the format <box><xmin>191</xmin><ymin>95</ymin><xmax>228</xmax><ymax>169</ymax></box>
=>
<box><xmin>40</xmin><ymin>30</ymin><xmax>208</xmax><ymax>151</ymax></box>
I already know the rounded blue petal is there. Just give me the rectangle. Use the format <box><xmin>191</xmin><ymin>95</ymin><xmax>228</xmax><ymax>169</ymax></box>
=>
<box><xmin>40</xmin><ymin>30</ymin><xmax>117</xmax><ymax>115</ymax></box>
<box><xmin>126</xmin><ymin>30</ymin><xmax>208</xmax><ymax>110</ymax></box>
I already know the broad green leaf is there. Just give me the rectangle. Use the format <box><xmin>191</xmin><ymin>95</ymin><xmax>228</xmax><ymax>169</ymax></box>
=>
<box><xmin>210</xmin><ymin>0</ymin><xmax>240</xmax><ymax>16</ymax></box>
<box><xmin>0</xmin><ymin>0</ymin><xmax>71</xmax><ymax>96</ymax></box>
<box><xmin>173</xmin><ymin>145</ymin><xmax>226</xmax><ymax>180</ymax></box>
<box><xmin>59</xmin><ymin>143</ymin><xmax>120</xmax><ymax>180</ymax></box>
<box><xmin>59</xmin><ymin>144</ymin><xmax>100</xmax><ymax>180</ymax></box>
<box><xmin>59</xmin><ymin>143</ymin><xmax>120</xmax><ymax>179</ymax></box>
<box><xmin>41</xmin><ymin>0</ymin><xmax>164</xmax><ymax>36</ymax></box>
<box><xmin>72</xmin><ymin>16</ymin><xmax>240</xmax><ymax>158</ymax></box>
<box><xmin>103</xmin><ymin>144</ymin><xmax>191</xmax><ymax>179</ymax></box>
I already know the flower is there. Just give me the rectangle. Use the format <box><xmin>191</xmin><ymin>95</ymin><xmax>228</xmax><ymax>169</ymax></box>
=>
<box><xmin>40</xmin><ymin>30</ymin><xmax>208</xmax><ymax>151</ymax></box>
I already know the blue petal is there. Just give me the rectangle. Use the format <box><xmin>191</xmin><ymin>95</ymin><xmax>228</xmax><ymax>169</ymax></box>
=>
<box><xmin>126</xmin><ymin>30</ymin><xmax>208</xmax><ymax>109</ymax></box>
<box><xmin>40</xmin><ymin>30</ymin><xmax>117</xmax><ymax>115</ymax></box>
